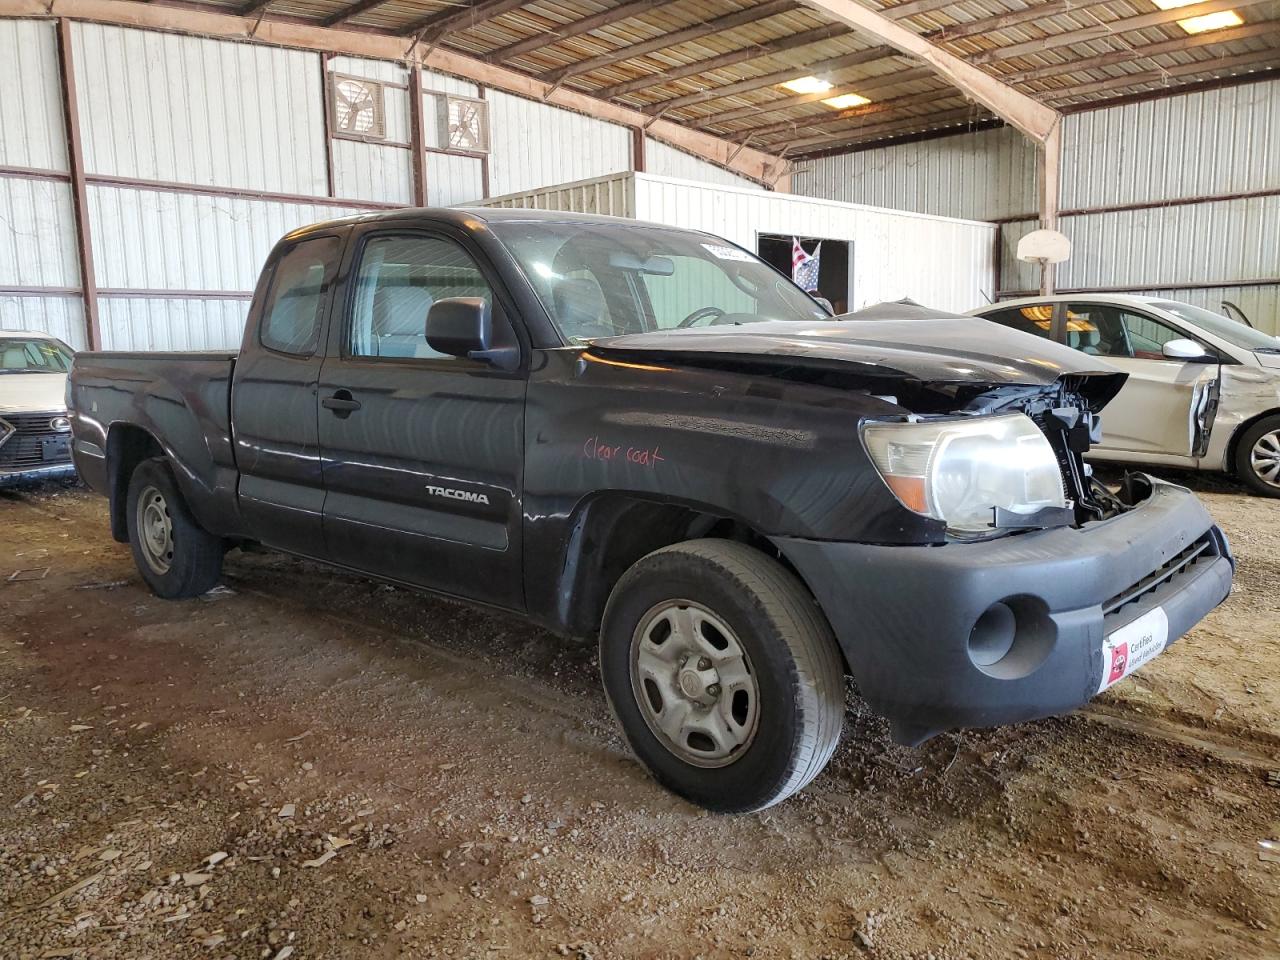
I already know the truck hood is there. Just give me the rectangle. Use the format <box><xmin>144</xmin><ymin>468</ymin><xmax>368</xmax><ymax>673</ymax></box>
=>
<box><xmin>0</xmin><ymin>371</ymin><xmax>67</xmax><ymax>415</ymax></box>
<box><xmin>589</xmin><ymin>317</ymin><xmax>1127</xmax><ymax>411</ymax></box>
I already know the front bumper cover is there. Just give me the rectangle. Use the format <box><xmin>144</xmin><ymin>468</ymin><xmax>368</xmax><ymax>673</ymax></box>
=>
<box><xmin>774</xmin><ymin>476</ymin><xmax>1234</xmax><ymax>745</ymax></box>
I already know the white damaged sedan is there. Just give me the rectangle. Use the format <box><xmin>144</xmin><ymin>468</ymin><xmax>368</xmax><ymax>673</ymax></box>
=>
<box><xmin>0</xmin><ymin>331</ymin><xmax>77</xmax><ymax>485</ymax></box>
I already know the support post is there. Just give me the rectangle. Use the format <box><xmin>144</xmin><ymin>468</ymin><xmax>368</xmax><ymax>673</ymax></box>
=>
<box><xmin>631</xmin><ymin>127</ymin><xmax>645</xmax><ymax>173</ymax></box>
<box><xmin>55</xmin><ymin>18</ymin><xmax>100</xmax><ymax>350</ymax></box>
<box><xmin>409</xmin><ymin>61</ymin><xmax>426</xmax><ymax>207</ymax></box>
<box><xmin>1037</xmin><ymin>122</ymin><xmax>1062</xmax><ymax>295</ymax></box>
<box><xmin>320</xmin><ymin>52</ymin><xmax>336</xmax><ymax>198</ymax></box>
<box><xmin>477</xmin><ymin>86</ymin><xmax>491</xmax><ymax>199</ymax></box>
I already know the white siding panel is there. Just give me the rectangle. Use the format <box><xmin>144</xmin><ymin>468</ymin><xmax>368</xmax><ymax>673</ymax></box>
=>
<box><xmin>0</xmin><ymin>20</ymin><xmax>68</xmax><ymax>172</ymax></box>
<box><xmin>87</xmin><ymin>185</ymin><xmax>368</xmax><ymax>292</ymax></box>
<box><xmin>0</xmin><ymin>177</ymin><xmax>80</xmax><ymax>287</ymax></box>
<box><xmin>0</xmin><ymin>295</ymin><xmax>85</xmax><ymax>350</ymax></box>
<box><xmin>487</xmin><ymin>91</ymin><xmax>629</xmax><ymax>196</ymax></box>
<box><xmin>644</xmin><ymin>139</ymin><xmax>762</xmax><ymax>190</ymax></box>
<box><xmin>480</xmin><ymin>174</ymin><xmax>635</xmax><ymax>217</ymax></box>
<box><xmin>798</xmin><ymin>126</ymin><xmax>1037</xmax><ymax>222</ymax></box>
<box><xmin>332</xmin><ymin>140</ymin><xmax>413</xmax><ymax>205</ymax></box>
<box><xmin>99</xmin><ymin>297</ymin><xmax>249</xmax><ymax>351</ymax></box>
<box><xmin>73</xmin><ymin>23</ymin><xmax>327</xmax><ymax>196</ymax></box>
<box><xmin>428</xmin><ymin>154</ymin><xmax>485</xmax><ymax>206</ymax></box>
<box><xmin>632</xmin><ymin>175</ymin><xmax>995</xmax><ymax>312</ymax></box>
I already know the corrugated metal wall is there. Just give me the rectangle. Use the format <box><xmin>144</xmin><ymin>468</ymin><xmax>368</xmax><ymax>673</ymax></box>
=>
<box><xmin>798</xmin><ymin>78</ymin><xmax>1280</xmax><ymax>332</ymax></box>
<box><xmin>797</xmin><ymin>126</ymin><xmax>1037</xmax><ymax>222</ymax></box>
<box><xmin>487</xmin><ymin>91</ymin><xmax>631</xmax><ymax>196</ymax></box>
<box><xmin>0</xmin><ymin>19</ymin><xmax>82</xmax><ymax>346</ymax></box>
<box><xmin>74</xmin><ymin>24</ymin><xmax>328</xmax><ymax>197</ymax></box>
<box><xmin>479</xmin><ymin>173</ymin><xmax>996</xmax><ymax>313</ymax></box>
<box><xmin>644</xmin><ymin>139</ymin><xmax>762</xmax><ymax>191</ymax></box>
<box><xmin>2</xmin><ymin>18</ymin><xmax>752</xmax><ymax>352</ymax></box>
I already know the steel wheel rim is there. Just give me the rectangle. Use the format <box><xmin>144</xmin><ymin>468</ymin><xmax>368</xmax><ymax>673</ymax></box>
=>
<box><xmin>1250</xmin><ymin>429</ymin><xmax>1280</xmax><ymax>488</ymax></box>
<box><xmin>137</xmin><ymin>485</ymin><xmax>175</xmax><ymax>575</ymax></box>
<box><xmin>629</xmin><ymin>599</ymin><xmax>759</xmax><ymax>768</ymax></box>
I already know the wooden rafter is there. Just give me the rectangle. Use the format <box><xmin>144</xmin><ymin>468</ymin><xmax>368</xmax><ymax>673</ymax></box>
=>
<box><xmin>707</xmin><ymin>66</ymin><xmax>938</xmax><ymax>126</ymax></box>
<box><xmin>321</xmin><ymin>0</ymin><xmax>395</xmax><ymax>29</ymax></box>
<box><xmin>792</xmin><ymin>0</ymin><xmax>1058</xmax><ymax>141</ymax></box>
<box><xmin>778</xmin><ymin>105</ymin><xmax>988</xmax><ymax>150</ymax></box>
<box><xmin>399</xmin><ymin>0</ymin><xmax>528</xmax><ymax>42</ymax></box>
<box><xmin>1003</xmin><ymin>21</ymin><xmax>1280</xmax><ymax>84</ymax></box>
<box><xmin>1042</xmin><ymin>48</ymin><xmax>1280</xmax><ymax>101</ymax></box>
<box><xmin>594</xmin><ymin>24</ymin><xmax>846</xmax><ymax>101</ymax></box>
<box><xmin>490</xmin><ymin>0</ymin><xmax>674</xmax><ymax>63</ymax></box>
<box><xmin>542</xmin><ymin>0</ymin><xmax>797</xmax><ymax>84</ymax></box>
<box><xmin>648</xmin><ymin>46</ymin><xmax>901</xmax><ymax>114</ymax></box>
<box><xmin>736</xmin><ymin>88</ymin><xmax>957</xmax><ymax>138</ymax></box>
<box><xmin>623</xmin><ymin>0</ymin><xmax>1107</xmax><ymax>121</ymax></box>
<box><xmin>969</xmin><ymin>0</ymin><xmax>1275</xmax><ymax>65</ymax></box>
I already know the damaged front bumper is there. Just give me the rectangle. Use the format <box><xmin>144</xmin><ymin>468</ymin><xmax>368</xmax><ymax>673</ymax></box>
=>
<box><xmin>774</xmin><ymin>475</ymin><xmax>1234</xmax><ymax>745</ymax></box>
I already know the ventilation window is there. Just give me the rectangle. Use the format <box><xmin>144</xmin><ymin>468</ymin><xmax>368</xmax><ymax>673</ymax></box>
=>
<box><xmin>329</xmin><ymin>74</ymin><xmax>387</xmax><ymax>142</ymax></box>
<box><xmin>439</xmin><ymin>94</ymin><xmax>489</xmax><ymax>154</ymax></box>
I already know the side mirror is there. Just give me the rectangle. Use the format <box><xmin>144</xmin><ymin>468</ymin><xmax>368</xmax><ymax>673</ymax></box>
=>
<box><xmin>425</xmin><ymin>297</ymin><xmax>518</xmax><ymax>369</ymax></box>
<box><xmin>1162</xmin><ymin>338</ymin><xmax>1211</xmax><ymax>362</ymax></box>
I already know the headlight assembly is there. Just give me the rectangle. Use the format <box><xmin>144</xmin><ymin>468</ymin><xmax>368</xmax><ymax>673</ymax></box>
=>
<box><xmin>862</xmin><ymin>413</ymin><xmax>1067</xmax><ymax>535</ymax></box>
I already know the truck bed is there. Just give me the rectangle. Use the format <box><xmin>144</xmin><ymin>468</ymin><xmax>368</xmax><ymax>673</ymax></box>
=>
<box><xmin>68</xmin><ymin>351</ymin><xmax>240</xmax><ymax>537</ymax></box>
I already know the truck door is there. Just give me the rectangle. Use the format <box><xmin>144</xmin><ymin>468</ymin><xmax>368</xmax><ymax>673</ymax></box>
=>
<box><xmin>232</xmin><ymin>232</ymin><xmax>344</xmax><ymax>557</ymax></box>
<box><xmin>316</xmin><ymin>227</ymin><xmax>527</xmax><ymax>610</ymax></box>
<box><xmin>1063</xmin><ymin>303</ymin><xmax>1218</xmax><ymax>459</ymax></box>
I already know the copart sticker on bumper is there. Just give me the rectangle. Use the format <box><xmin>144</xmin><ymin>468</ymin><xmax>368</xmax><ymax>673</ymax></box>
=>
<box><xmin>1098</xmin><ymin>607</ymin><xmax>1169</xmax><ymax>694</ymax></box>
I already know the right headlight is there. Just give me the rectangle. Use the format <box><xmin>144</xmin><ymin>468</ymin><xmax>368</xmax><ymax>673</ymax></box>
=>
<box><xmin>862</xmin><ymin>413</ymin><xmax>1067</xmax><ymax>535</ymax></box>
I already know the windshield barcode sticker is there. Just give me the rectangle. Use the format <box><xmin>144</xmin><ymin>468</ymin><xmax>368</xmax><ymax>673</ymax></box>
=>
<box><xmin>701</xmin><ymin>242</ymin><xmax>755</xmax><ymax>262</ymax></box>
<box><xmin>1098</xmin><ymin>607</ymin><xmax>1169</xmax><ymax>693</ymax></box>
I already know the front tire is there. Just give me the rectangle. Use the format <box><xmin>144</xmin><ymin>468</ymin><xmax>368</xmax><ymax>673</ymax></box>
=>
<box><xmin>126</xmin><ymin>457</ymin><xmax>224</xmax><ymax>598</ymax></box>
<box><xmin>600</xmin><ymin>539</ymin><xmax>844</xmax><ymax>813</ymax></box>
<box><xmin>1234</xmin><ymin>414</ymin><xmax>1280</xmax><ymax>497</ymax></box>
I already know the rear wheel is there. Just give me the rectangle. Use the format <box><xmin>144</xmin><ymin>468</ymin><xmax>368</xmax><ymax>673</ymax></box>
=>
<box><xmin>600</xmin><ymin>539</ymin><xmax>844</xmax><ymax>812</ymax></box>
<box><xmin>1235</xmin><ymin>414</ymin><xmax>1280</xmax><ymax>498</ymax></box>
<box><xmin>126</xmin><ymin>457</ymin><xmax>224</xmax><ymax>598</ymax></box>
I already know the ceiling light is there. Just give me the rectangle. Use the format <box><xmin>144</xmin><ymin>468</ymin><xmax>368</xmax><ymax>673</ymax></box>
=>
<box><xmin>822</xmin><ymin>93</ymin><xmax>871</xmax><ymax>109</ymax></box>
<box><xmin>1176</xmin><ymin>10</ymin><xmax>1243</xmax><ymax>32</ymax></box>
<box><xmin>781</xmin><ymin>76</ymin><xmax>833</xmax><ymax>94</ymax></box>
<box><xmin>1151</xmin><ymin>0</ymin><xmax>1244</xmax><ymax>32</ymax></box>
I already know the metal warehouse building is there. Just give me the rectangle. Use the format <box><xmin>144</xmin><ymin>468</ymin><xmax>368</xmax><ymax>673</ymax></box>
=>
<box><xmin>1</xmin><ymin>0</ymin><xmax>1276</xmax><ymax>351</ymax></box>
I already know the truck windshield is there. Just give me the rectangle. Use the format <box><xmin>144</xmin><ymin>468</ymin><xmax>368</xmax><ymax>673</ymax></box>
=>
<box><xmin>1150</xmin><ymin>300</ymin><xmax>1280</xmax><ymax>353</ymax></box>
<box><xmin>0</xmin><ymin>337</ymin><xmax>74</xmax><ymax>373</ymax></box>
<box><xmin>488</xmin><ymin>221</ymin><xmax>830</xmax><ymax>342</ymax></box>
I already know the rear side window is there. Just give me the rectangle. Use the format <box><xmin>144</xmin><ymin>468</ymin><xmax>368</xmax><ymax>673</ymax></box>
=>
<box><xmin>983</xmin><ymin>304</ymin><xmax>1054</xmax><ymax>339</ymax></box>
<box><xmin>259</xmin><ymin>236</ymin><xmax>342</xmax><ymax>356</ymax></box>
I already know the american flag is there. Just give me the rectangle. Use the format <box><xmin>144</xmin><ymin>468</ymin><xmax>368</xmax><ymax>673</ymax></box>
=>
<box><xmin>791</xmin><ymin>237</ymin><xmax>821</xmax><ymax>292</ymax></box>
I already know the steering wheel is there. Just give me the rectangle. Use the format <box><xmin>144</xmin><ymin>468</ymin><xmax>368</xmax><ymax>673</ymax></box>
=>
<box><xmin>678</xmin><ymin>306</ymin><xmax>726</xmax><ymax>328</ymax></box>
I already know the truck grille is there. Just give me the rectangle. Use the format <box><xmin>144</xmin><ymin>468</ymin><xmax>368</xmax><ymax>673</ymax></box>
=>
<box><xmin>0</xmin><ymin>411</ymin><xmax>72</xmax><ymax>469</ymax></box>
<box><xmin>1102</xmin><ymin>533</ymin><xmax>1219</xmax><ymax>618</ymax></box>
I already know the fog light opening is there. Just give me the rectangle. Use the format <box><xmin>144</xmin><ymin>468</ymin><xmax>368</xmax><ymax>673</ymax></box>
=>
<box><xmin>968</xmin><ymin>595</ymin><xmax>1056</xmax><ymax>679</ymax></box>
<box><xmin>968</xmin><ymin>602</ymin><xmax>1016</xmax><ymax>666</ymax></box>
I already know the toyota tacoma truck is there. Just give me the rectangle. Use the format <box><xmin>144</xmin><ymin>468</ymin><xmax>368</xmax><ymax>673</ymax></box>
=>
<box><xmin>68</xmin><ymin>209</ymin><xmax>1234</xmax><ymax>812</ymax></box>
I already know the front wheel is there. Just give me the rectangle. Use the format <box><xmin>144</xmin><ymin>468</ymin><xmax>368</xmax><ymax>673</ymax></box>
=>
<box><xmin>600</xmin><ymin>539</ymin><xmax>845</xmax><ymax>812</ymax></box>
<box><xmin>126</xmin><ymin>457</ymin><xmax>224</xmax><ymax>598</ymax></box>
<box><xmin>1234</xmin><ymin>414</ymin><xmax>1280</xmax><ymax>497</ymax></box>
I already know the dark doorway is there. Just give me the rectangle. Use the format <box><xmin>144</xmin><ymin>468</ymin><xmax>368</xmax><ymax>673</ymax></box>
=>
<box><xmin>757</xmin><ymin>234</ymin><xmax>851</xmax><ymax>315</ymax></box>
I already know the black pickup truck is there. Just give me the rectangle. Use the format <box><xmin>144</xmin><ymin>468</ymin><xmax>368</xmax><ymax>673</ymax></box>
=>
<box><xmin>69</xmin><ymin>209</ymin><xmax>1234</xmax><ymax>812</ymax></box>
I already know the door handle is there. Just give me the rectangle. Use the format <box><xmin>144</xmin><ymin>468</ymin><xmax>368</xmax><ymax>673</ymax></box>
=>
<box><xmin>322</xmin><ymin>390</ymin><xmax>361</xmax><ymax>416</ymax></box>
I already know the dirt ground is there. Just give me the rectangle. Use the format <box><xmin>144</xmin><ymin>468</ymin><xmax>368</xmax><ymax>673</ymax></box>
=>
<box><xmin>1</xmin><ymin>474</ymin><xmax>1277</xmax><ymax>960</ymax></box>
